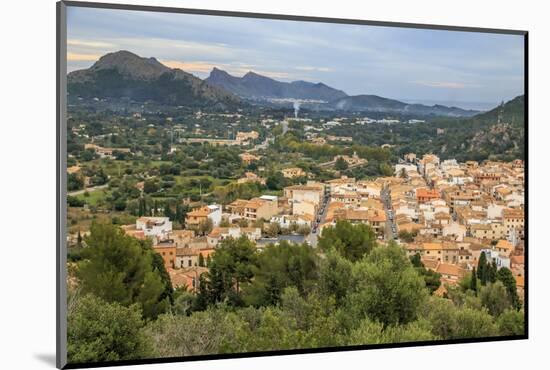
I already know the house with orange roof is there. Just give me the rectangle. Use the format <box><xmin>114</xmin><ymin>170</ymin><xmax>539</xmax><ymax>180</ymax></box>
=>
<box><xmin>416</xmin><ymin>188</ymin><xmax>440</xmax><ymax>203</ymax></box>
<box><xmin>235</xmin><ymin>130</ymin><xmax>259</xmax><ymax>143</ymax></box>
<box><xmin>495</xmin><ymin>239</ymin><xmax>514</xmax><ymax>256</ymax></box>
<box><xmin>329</xmin><ymin>208</ymin><xmax>387</xmax><ymax>235</ymax></box>
<box><xmin>84</xmin><ymin>143</ymin><xmax>131</xmax><ymax>158</ymax></box>
<box><xmin>510</xmin><ymin>255</ymin><xmax>525</xmax><ymax>277</ymax></box>
<box><xmin>153</xmin><ymin>240</ymin><xmax>177</xmax><ymax>269</ymax></box>
<box><xmin>176</xmin><ymin>247</ymin><xmax>216</xmax><ymax>269</ymax></box>
<box><xmin>436</xmin><ymin>263</ymin><xmax>465</xmax><ymax>284</ymax></box>
<box><xmin>281</xmin><ymin>167</ymin><xmax>306</xmax><ymax>178</ymax></box>
<box><xmin>239</xmin><ymin>152</ymin><xmax>261</xmax><ymax>164</ymax></box>
<box><xmin>330</xmin><ymin>192</ymin><xmax>361</xmax><ymax>207</ymax></box>
<box><xmin>503</xmin><ymin>208</ymin><xmax>524</xmax><ymax>239</ymax></box>
<box><xmin>185</xmin><ymin>204</ymin><xmax>222</xmax><ymax>230</ymax></box>
<box><xmin>515</xmin><ymin>275</ymin><xmax>525</xmax><ymax>301</ymax></box>
<box><xmin>237</xmin><ymin>172</ymin><xmax>265</xmax><ymax>185</ymax></box>
<box><xmin>229</xmin><ymin>196</ymin><xmax>278</xmax><ymax>222</ymax></box>
<box><xmin>120</xmin><ymin>224</ymin><xmax>147</xmax><ymax>240</ymax></box>
<box><xmin>168</xmin><ymin>266</ymin><xmax>209</xmax><ymax>292</ymax></box>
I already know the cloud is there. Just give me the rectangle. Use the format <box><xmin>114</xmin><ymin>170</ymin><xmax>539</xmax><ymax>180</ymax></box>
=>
<box><xmin>249</xmin><ymin>70</ymin><xmax>292</xmax><ymax>80</ymax></box>
<box><xmin>161</xmin><ymin>60</ymin><xmax>217</xmax><ymax>74</ymax></box>
<box><xmin>67</xmin><ymin>52</ymin><xmax>102</xmax><ymax>62</ymax></box>
<box><xmin>161</xmin><ymin>59</ymin><xmax>292</xmax><ymax>80</ymax></box>
<box><xmin>68</xmin><ymin>39</ymin><xmax>116</xmax><ymax>49</ymax></box>
<box><xmin>413</xmin><ymin>80</ymin><xmax>480</xmax><ymax>89</ymax></box>
<box><xmin>295</xmin><ymin>66</ymin><xmax>333</xmax><ymax>72</ymax></box>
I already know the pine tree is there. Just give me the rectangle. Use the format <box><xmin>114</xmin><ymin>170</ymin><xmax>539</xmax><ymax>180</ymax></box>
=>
<box><xmin>77</xmin><ymin>230</ymin><xmax>82</xmax><ymax>248</ymax></box>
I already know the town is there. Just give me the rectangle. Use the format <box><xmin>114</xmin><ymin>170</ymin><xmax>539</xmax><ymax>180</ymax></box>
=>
<box><xmin>68</xmin><ymin>117</ymin><xmax>525</xmax><ymax>302</ymax></box>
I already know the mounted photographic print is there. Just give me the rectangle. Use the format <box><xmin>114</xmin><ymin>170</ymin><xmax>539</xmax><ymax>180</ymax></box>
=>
<box><xmin>56</xmin><ymin>1</ymin><xmax>527</xmax><ymax>368</ymax></box>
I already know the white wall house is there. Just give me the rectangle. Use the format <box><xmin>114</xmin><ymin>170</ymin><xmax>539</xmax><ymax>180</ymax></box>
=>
<box><xmin>442</xmin><ymin>222</ymin><xmax>467</xmax><ymax>241</ymax></box>
<box><xmin>487</xmin><ymin>203</ymin><xmax>505</xmax><ymax>219</ymax></box>
<box><xmin>394</xmin><ymin>163</ymin><xmax>417</xmax><ymax>176</ymax></box>
<box><xmin>271</xmin><ymin>214</ymin><xmax>311</xmax><ymax>228</ymax></box>
<box><xmin>136</xmin><ymin>217</ymin><xmax>173</xmax><ymax>239</ymax></box>
<box><xmin>206</xmin><ymin>204</ymin><xmax>222</xmax><ymax>227</ymax></box>
<box><xmin>480</xmin><ymin>249</ymin><xmax>511</xmax><ymax>269</ymax></box>
<box><xmin>207</xmin><ymin>226</ymin><xmax>262</xmax><ymax>247</ymax></box>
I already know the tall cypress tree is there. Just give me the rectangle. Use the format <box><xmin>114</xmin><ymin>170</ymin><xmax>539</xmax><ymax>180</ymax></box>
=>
<box><xmin>487</xmin><ymin>260</ymin><xmax>497</xmax><ymax>283</ymax></box>
<box><xmin>198</xmin><ymin>253</ymin><xmax>205</xmax><ymax>267</ymax></box>
<box><xmin>497</xmin><ymin>267</ymin><xmax>521</xmax><ymax>310</ymax></box>
<box><xmin>470</xmin><ymin>267</ymin><xmax>478</xmax><ymax>293</ymax></box>
<box><xmin>478</xmin><ymin>252</ymin><xmax>488</xmax><ymax>285</ymax></box>
<box><xmin>138</xmin><ymin>198</ymin><xmax>144</xmax><ymax>217</ymax></box>
<box><xmin>176</xmin><ymin>203</ymin><xmax>183</xmax><ymax>224</ymax></box>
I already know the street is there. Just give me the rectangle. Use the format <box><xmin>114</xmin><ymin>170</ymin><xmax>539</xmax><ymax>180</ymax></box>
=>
<box><xmin>381</xmin><ymin>186</ymin><xmax>397</xmax><ymax>240</ymax></box>
<box><xmin>307</xmin><ymin>188</ymin><xmax>331</xmax><ymax>247</ymax></box>
<box><xmin>68</xmin><ymin>183</ymin><xmax>108</xmax><ymax>197</ymax></box>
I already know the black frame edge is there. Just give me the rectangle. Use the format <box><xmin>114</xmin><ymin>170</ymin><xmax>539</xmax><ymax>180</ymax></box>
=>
<box><xmin>57</xmin><ymin>1</ymin><xmax>68</xmax><ymax>369</ymax></box>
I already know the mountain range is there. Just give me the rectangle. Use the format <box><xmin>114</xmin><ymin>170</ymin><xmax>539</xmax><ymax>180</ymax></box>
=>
<box><xmin>205</xmin><ymin>67</ymin><xmax>347</xmax><ymax>102</ymax></box>
<box><xmin>68</xmin><ymin>50</ymin><xmax>481</xmax><ymax>117</ymax></box>
<box><xmin>330</xmin><ymin>95</ymin><xmax>479</xmax><ymax>117</ymax></box>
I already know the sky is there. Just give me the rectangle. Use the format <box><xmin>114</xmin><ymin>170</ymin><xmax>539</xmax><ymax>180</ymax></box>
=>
<box><xmin>66</xmin><ymin>6</ymin><xmax>525</xmax><ymax>110</ymax></box>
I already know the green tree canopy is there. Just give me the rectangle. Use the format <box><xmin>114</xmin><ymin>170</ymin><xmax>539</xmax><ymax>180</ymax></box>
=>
<box><xmin>68</xmin><ymin>294</ymin><xmax>153</xmax><ymax>363</ymax></box>
<box><xmin>317</xmin><ymin>250</ymin><xmax>353</xmax><ymax>306</ymax></box>
<box><xmin>422</xmin><ymin>297</ymin><xmax>498</xmax><ymax>339</ymax></box>
<box><xmin>346</xmin><ymin>242</ymin><xmax>428</xmax><ymax>327</ymax></box>
<box><xmin>335</xmin><ymin>156</ymin><xmax>349</xmax><ymax>171</ymax></box>
<box><xmin>243</xmin><ymin>241</ymin><xmax>318</xmax><ymax>307</ymax></box>
<box><xmin>77</xmin><ymin>222</ymin><xmax>170</xmax><ymax>319</ymax></box>
<box><xmin>349</xmin><ymin>319</ymin><xmax>436</xmax><ymax>345</ymax></box>
<box><xmin>199</xmin><ymin>236</ymin><xmax>257</xmax><ymax>306</ymax></box>
<box><xmin>480</xmin><ymin>281</ymin><xmax>512</xmax><ymax>317</ymax></box>
<box><xmin>497</xmin><ymin>309</ymin><xmax>525</xmax><ymax>336</ymax></box>
<box><xmin>318</xmin><ymin>221</ymin><xmax>377</xmax><ymax>262</ymax></box>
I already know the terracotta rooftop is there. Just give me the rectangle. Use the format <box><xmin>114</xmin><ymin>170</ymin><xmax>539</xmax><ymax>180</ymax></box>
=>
<box><xmin>436</xmin><ymin>263</ymin><xmax>464</xmax><ymax>277</ymax></box>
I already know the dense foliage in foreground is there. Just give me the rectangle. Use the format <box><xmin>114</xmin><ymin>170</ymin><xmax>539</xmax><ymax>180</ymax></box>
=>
<box><xmin>67</xmin><ymin>222</ymin><xmax>524</xmax><ymax>364</ymax></box>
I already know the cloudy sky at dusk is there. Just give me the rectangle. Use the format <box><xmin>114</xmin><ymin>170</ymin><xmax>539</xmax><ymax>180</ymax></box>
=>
<box><xmin>67</xmin><ymin>6</ymin><xmax>524</xmax><ymax>110</ymax></box>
